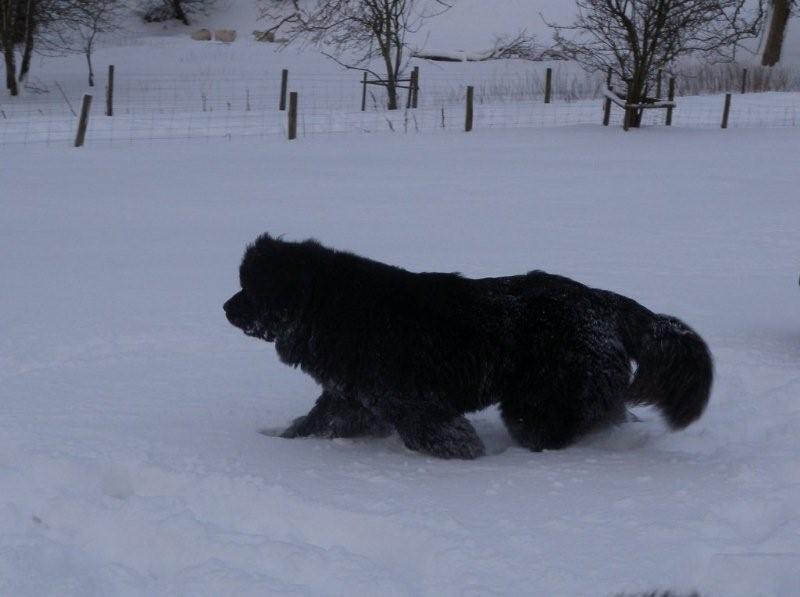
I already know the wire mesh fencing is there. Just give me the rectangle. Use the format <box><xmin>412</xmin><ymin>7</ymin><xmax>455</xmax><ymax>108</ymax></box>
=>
<box><xmin>1</xmin><ymin>68</ymin><xmax>798</xmax><ymax>147</ymax></box>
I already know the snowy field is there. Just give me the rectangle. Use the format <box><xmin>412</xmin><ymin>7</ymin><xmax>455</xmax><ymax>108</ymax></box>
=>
<box><xmin>2</xmin><ymin>125</ymin><xmax>800</xmax><ymax>596</ymax></box>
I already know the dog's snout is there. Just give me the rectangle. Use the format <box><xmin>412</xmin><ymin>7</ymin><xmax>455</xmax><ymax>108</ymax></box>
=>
<box><xmin>224</xmin><ymin>291</ymin><xmax>244</xmax><ymax>314</ymax></box>
<box><xmin>224</xmin><ymin>294</ymin><xmax>244</xmax><ymax>327</ymax></box>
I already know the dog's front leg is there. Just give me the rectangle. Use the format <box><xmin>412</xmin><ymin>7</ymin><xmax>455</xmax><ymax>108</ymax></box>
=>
<box><xmin>281</xmin><ymin>390</ymin><xmax>392</xmax><ymax>439</ymax></box>
<box><xmin>394</xmin><ymin>414</ymin><xmax>485</xmax><ymax>460</ymax></box>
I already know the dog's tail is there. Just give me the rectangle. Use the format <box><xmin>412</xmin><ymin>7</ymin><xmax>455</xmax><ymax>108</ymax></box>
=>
<box><xmin>616</xmin><ymin>300</ymin><xmax>713</xmax><ymax>430</ymax></box>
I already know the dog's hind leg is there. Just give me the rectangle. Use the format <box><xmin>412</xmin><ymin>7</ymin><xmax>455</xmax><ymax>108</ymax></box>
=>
<box><xmin>394</xmin><ymin>414</ymin><xmax>486</xmax><ymax>460</ymax></box>
<box><xmin>281</xmin><ymin>390</ymin><xmax>392</xmax><ymax>439</ymax></box>
<box><xmin>500</xmin><ymin>352</ymin><xmax>629</xmax><ymax>452</ymax></box>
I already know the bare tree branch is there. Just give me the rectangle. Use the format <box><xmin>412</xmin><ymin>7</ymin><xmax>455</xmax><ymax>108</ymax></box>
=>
<box><xmin>411</xmin><ymin>31</ymin><xmax>561</xmax><ymax>62</ymax></box>
<box><xmin>546</xmin><ymin>0</ymin><xmax>766</xmax><ymax>127</ymax></box>
<box><xmin>258</xmin><ymin>0</ymin><xmax>451</xmax><ymax>110</ymax></box>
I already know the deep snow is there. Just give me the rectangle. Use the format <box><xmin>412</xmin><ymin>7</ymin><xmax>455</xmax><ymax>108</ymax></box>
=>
<box><xmin>2</xmin><ymin>126</ymin><xmax>799</xmax><ymax>596</ymax></box>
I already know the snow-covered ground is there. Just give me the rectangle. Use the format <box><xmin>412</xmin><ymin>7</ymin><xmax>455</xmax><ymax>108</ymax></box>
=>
<box><xmin>2</xmin><ymin>125</ymin><xmax>799</xmax><ymax>596</ymax></box>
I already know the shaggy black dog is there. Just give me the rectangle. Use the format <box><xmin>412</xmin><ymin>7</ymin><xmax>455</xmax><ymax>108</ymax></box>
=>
<box><xmin>224</xmin><ymin>234</ymin><xmax>713</xmax><ymax>459</ymax></box>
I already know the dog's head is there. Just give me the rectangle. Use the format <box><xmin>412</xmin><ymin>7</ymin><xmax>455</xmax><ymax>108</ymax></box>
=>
<box><xmin>224</xmin><ymin>233</ymin><xmax>319</xmax><ymax>342</ymax></box>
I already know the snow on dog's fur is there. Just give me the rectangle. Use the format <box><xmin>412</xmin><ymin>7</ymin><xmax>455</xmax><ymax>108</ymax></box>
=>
<box><xmin>224</xmin><ymin>233</ymin><xmax>713</xmax><ymax>459</ymax></box>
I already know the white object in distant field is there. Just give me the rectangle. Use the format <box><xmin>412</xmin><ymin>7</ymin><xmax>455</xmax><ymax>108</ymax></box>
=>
<box><xmin>214</xmin><ymin>30</ymin><xmax>237</xmax><ymax>43</ymax></box>
<box><xmin>190</xmin><ymin>29</ymin><xmax>212</xmax><ymax>41</ymax></box>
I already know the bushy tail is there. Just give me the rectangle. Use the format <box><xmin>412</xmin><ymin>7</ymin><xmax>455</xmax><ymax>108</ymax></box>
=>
<box><xmin>624</xmin><ymin>314</ymin><xmax>713</xmax><ymax>430</ymax></box>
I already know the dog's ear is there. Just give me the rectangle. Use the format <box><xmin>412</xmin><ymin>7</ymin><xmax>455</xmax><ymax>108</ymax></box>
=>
<box><xmin>251</xmin><ymin>232</ymin><xmax>277</xmax><ymax>253</ymax></box>
<box><xmin>241</xmin><ymin>234</ymin><xmax>280</xmax><ymax>284</ymax></box>
<box><xmin>239</xmin><ymin>234</ymin><xmax>319</xmax><ymax>309</ymax></box>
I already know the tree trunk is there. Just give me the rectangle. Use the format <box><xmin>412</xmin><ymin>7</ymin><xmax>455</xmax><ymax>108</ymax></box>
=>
<box><xmin>380</xmin><ymin>45</ymin><xmax>398</xmax><ymax>110</ymax></box>
<box><xmin>1</xmin><ymin>0</ymin><xmax>18</xmax><ymax>95</ymax></box>
<box><xmin>86</xmin><ymin>50</ymin><xmax>94</xmax><ymax>86</ymax></box>
<box><xmin>2</xmin><ymin>41</ymin><xmax>17</xmax><ymax>95</ymax></box>
<box><xmin>377</xmin><ymin>18</ymin><xmax>399</xmax><ymax>111</ymax></box>
<box><xmin>171</xmin><ymin>0</ymin><xmax>189</xmax><ymax>26</ymax></box>
<box><xmin>18</xmin><ymin>0</ymin><xmax>34</xmax><ymax>82</ymax></box>
<box><xmin>626</xmin><ymin>68</ymin><xmax>648</xmax><ymax>128</ymax></box>
<box><xmin>1</xmin><ymin>31</ymin><xmax>17</xmax><ymax>95</ymax></box>
<box><xmin>762</xmin><ymin>0</ymin><xmax>792</xmax><ymax>66</ymax></box>
<box><xmin>631</xmin><ymin>108</ymin><xmax>643</xmax><ymax>128</ymax></box>
<box><xmin>386</xmin><ymin>76</ymin><xmax>398</xmax><ymax>110</ymax></box>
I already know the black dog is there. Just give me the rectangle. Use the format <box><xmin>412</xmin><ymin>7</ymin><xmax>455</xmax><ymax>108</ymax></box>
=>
<box><xmin>224</xmin><ymin>234</ymin><xmax>713</xmax><ymax>459</ymax></box>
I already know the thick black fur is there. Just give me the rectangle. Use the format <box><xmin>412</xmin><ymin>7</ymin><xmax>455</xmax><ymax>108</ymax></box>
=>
<box><xmin>224</xmin><ymin>234</ymin><xmax>713</xmax><ymax>459</ymax></box>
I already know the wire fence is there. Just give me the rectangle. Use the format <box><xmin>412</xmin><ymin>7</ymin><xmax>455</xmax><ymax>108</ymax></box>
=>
<box><xmin>1</xmin><ymin>68</ymin><xmax>799</xmax><ymax>146</ymax></box>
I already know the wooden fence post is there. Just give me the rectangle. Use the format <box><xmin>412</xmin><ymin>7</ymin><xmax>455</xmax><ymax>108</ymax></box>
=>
<box><xmin>361</xmin><ymin>72</ymin><xmax>367</xmax><ymax>111</ymax></box>
<box><xmin>106</xmin><ymin>65</ymin><xmax>114</xmax><ymax>116</ymax></box>
<box><xmin>721</xmin><ymin>93</ymin><xmax>732</xmax><ymax>129</ymax></box>
<box><xmin>741</xmin><ymin>68</ymin><xmax>748</xmax><ymax>94</ymax></box>
<box><xmin>465</xmin><ymin>86</ymin><xmax>474</xmax><ymax>132</ymax></box>
<box><xmin>288</xmin><ymin>91</ymin><xmax>298</xmax><ymax>139</ymax></box>
<box><xmin>405</xmin><ymin>68</ymin><xmax>420</xmax><ymax>109</ymax></box>
<box><xmin>603</xmin><ymin>67</ymin><xmax>612</xmax><ymax>126</ymax></box>
<box><xmin>74</xmin><ymin>94</ymin><xmax>92</xmax><ymax>147</ymax></box>
<box><xmin>666</xmin><ymin>77</ymin><xmax>675</xmax><ymax>126</ymax></box>
<box><xmin>544</xmin><ymin>67</ymin><xmax>552</xmax><ymax>104</ymax></box>
<box><xmin>412</xmin><ymin>66</ymin><xmax>419</xmax><ymax>109</ymax></box>
<box><xmin>279</xmin><ymin>69</ymin><xmax>288</xmax><ymax>111</ymax></box>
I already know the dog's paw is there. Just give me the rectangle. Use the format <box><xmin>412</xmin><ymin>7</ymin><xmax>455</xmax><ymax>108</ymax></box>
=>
<box><xmin>430</xmin><ymin>419</ymin><xmax>486</xmax><ymax>460</ymax></box>
<box><xmin>429</xmin><ymin>435</ymin><xmax>486</xmax><ymax>460</ymax></box>
<box><xmin>398</xmin><ymin>415</ymin><xmax>486</xmax><ymax>460</ymax></box>
<box><xmin>280</xmin><ymin>416</ymin><xmax>312</xmax><ymax>439</ymax></box>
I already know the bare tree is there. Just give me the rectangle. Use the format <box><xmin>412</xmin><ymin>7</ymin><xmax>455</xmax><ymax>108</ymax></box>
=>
<box><xmin>1</xmin><ymin>0</ymin><xmax>123</xmax><ymax>95</ymax></box>
<box><xmin>761</xmin><ymin>0</ymin><xmax>797</xmax><ymax>66</ymax></box>
<box><xmin>68</xmin><ymin>0</ymin><xmax>122</xmax><ymax>86</ymax></box>
<box><xmin>548</xmin><ymin>0</ymin><xmax>765</xmax><ymax>127</ymax></box>
<box><xmin>3</xmin><ymin>0</ymin><xmax>69</xmax><ymax>92</ymax></box>
<box><xmin>259</xmin><ymin>0</ymin><xmax>451</xmax><ymax>110</ymax></box>
<box><xmin>18</xmin><ymin>0</ymin><xmax>34</xmax><ymax>82</ymax></box>
<box><xmin>14</xmin><ymin>0</ymin><xmax>65</xmax><ymax>84</ymax></box>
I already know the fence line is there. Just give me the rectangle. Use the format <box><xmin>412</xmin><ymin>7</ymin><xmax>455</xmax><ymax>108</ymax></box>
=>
<box><xmin>1</xmin><ymin>69</ymin><xmax>799</xmax><ymax>146</ymax></box>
